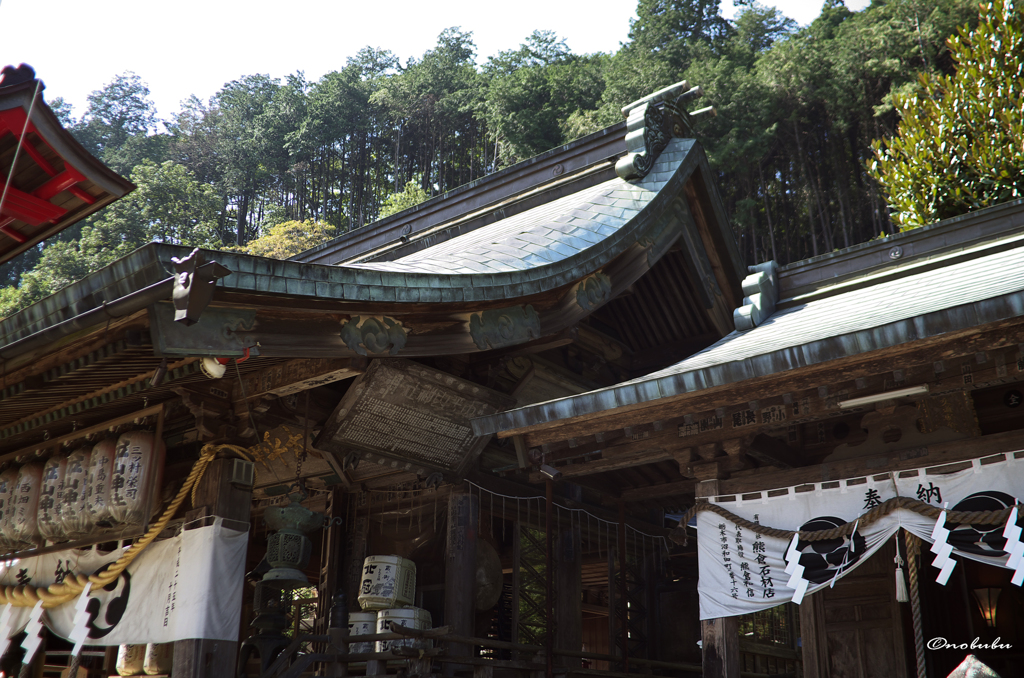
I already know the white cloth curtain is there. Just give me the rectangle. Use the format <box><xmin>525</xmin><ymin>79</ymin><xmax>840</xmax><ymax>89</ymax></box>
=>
<box><xmin>698</xmin><ymin>452</ymin><xmax>1024</xmax><ymax>620</ymax></box>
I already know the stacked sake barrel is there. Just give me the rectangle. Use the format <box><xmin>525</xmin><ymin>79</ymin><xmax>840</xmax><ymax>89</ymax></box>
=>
<box><xmin>0</xmin><ymin>431</ymin><xmax>165</xmax><ymax>552</ymax></box>
<box><xmin>351</xmin><ymin>555</ymin><xmax>432</xmax><ymax>654</ymax></box>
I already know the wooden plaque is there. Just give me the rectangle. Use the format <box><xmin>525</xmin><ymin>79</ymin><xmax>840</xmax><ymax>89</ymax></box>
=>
<box><xmin>315</xmin><ymin>359</ymin><xmax>514</xmax><ymax>477</ymax></box>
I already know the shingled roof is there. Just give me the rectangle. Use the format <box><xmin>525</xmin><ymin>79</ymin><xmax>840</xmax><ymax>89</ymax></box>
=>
<box><xmin>471</xmin><ymin>198</ymin><xmax>1024</xmax><ymax>437</ymax></box>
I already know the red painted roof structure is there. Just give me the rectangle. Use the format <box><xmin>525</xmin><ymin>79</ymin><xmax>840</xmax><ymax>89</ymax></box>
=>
<box><xmin>0</xmin><ymin>64</ymin><xmax>134</xmax><ymax>265</ymax></box>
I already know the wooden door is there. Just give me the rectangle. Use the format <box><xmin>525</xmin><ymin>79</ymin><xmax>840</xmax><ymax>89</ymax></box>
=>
<box><xmin>800</xmin><ymin>540</ymin><xmax>908</xmax><ymax>678</ymax></box>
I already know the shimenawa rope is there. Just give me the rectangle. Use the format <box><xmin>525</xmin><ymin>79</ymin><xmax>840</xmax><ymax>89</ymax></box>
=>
<box><xmin>0</xmin><ymin>444</ymin><xmax>252</xmax><ymax>609</ymax></box>
<box><xmin>669</xmin><ymin>494</ymin><xmax>1019</xmax><ymax>545</ymax></box>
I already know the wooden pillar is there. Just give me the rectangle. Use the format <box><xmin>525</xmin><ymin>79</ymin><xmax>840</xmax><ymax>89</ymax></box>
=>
<box><xmin>317</xmin><ymin>488</ymin><xmax>347</xmax><ymax>630</ymax></box>
<box><xmin>444</xmin><ymin>490</ymin><xmax>478</xmax><ymax>675</ymax></box>
<box><xmin>545</xmin><ymin>480</ymin><xmax>554</xmax><ymax>678</ymax></box>
<box><xmin>554</xmin><ymin>522</ymin><xmax>582</xmax><ymax>669</ymax></box>
<box><xmin>616</xmin><ymin>501</ymin><xmax>629</xmax><ymax>673</ymax></box>
<box><xmin>698</xmin><ymin>480</ymin><xmax>739</xmax><ymax>678</ymax></box>
<box><xmin>343</xmin><ymin>510</ymin><xmax>368</xmax><ymax>604</ymax></box>
<box><xmin>173</xmin><ymin>458</ymin><xmax>253</xmax><ymax>678</ymax></box>
<box><xmin>606</xmin><ymin>549</ymin><xmax>617</xmax><ymax>665</ymax></box>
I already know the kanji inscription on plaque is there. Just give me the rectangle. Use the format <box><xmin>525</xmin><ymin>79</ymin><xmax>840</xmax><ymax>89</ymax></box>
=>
<box><xmin>315</xmin><ymin>359</ymin><xmax>514</xmax><ymax>477</ymax></box>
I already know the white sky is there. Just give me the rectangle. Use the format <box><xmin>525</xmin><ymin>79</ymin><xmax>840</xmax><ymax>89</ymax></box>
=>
<box><xmin>0</xmin><ymin>0</ymin><xmax>868</xmax><ymax>123</ymax></box>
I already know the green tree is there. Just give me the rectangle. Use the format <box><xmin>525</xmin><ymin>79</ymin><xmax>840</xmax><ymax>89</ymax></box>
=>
<box><xmin>869</xmin><ymin>0</ymin><xmax>1023</xmax><ymax>227</ymax></box>
<box><xmin>234</xmin><ymin>220</ymin><xmax>338</xmax><ymax>259</ymax></box>
<box><xmin>483</xmin><ymin>31</ymin><xmax>607</xmax><ymax>163</ymax></box>
<box><xmin>80</xmin><ymin>160</ymin><xmax>222</xmax><ymax>263</ymax></box>
<box><xmin>73</xmin><ymin>72</ymin><xmax>159</xmax><ymax>170</ymax></box>
<box><xmin>379</xmin><ymin>179</ymin><xmax>430</xmax><ymax>218</ymax></box>
<box><xmin>212</xmin><ymin>74</ymin><xmax>281</xmax><ymax>244</ymax></box>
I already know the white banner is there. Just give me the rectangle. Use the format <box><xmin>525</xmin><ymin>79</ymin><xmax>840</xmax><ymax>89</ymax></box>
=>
<box><xmin>698</xmin><ymin>451</ymin><xmax>1024</xmax><ymax>619</ymax></box>
<box><xmin>0</xmin><ymin>519</ymin><xmax>248</xmax><ymax>644</ymax></box>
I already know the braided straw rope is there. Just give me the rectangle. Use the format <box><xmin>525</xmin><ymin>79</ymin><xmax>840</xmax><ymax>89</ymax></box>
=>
<box><xmin>0</xmin><ymin>443</ymin><xmax>252</xmax><ymax>609</ymax></box>
<box><xmin>904</xmin><ymin>532</ymin><xmax>926</xmax><ymax>678</ymax></box>
<box><xmin>670</xmin><ymin>495</ymin><xmax>1019</xmax><ymax>545</ymax></box>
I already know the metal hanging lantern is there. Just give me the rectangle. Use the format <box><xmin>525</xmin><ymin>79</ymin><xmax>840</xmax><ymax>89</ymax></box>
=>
<box><xmin>262</xmin><ymin>486</ymin><xmax>323</xmax><ymax>588</ymax></box>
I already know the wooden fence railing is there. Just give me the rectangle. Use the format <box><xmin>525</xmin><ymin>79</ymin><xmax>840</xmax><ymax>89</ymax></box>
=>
<box><xmin>254</xmin><ymin>623</ymin><xmax>793</xmax><ymax>678</ymax></box>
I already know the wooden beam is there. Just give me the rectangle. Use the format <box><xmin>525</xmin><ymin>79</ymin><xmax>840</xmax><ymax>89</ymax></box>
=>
<box><xmin>620</xmin><ymin>478</ymin><xmax>696</xmax><ymax>503</ymax></box>
<box><xmin>232</xmin><ymin>357</ymin><xmax>362</xmax><ymax>404</ymax></box>
<box><xmin>501</xmin><ymin>318</ymin><xmax>1024</xmax><ymax>445</ymax></box>
<box><xmin>528</xmin><ymin>447</ymin><xmax>678</xmax><ymax>483</ymax></box>
<box><xmin>522</xmin><ymin>336</ymin><xmax>1024</xmax><ymax>454</ymax></box>
<box><xmin>718</xmin><ymin>429</ymin><xmax>1024</xmax><ymax>496</ymax></box>
<box><xmin>173</xmin><ymin>458</ymin><xmax>253</xmax><ymax>678</ymax></box>
<box><xmin>746</xmin><ymin>433</ymin><xmax>801</xmax><ymax>469</ymax></box>
<box><xmin>513</xmin><ymin>436</ymin><xmax>530</xmax><ymax>469</ymax></box>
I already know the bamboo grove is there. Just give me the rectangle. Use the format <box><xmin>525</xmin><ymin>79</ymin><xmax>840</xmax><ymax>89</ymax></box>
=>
<box><xmin>0</xmin><ymin>0</ymin><xmax>989</xmax><ymax>315</ymax></box>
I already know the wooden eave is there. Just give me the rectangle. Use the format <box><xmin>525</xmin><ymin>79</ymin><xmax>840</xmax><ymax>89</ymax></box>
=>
<box><xmin>0</xmin><ymin>70</ymin><xmax>135</xmax><ymax>264</ymax></box>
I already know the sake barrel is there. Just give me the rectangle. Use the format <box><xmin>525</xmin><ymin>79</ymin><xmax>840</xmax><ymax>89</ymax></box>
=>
<box><xmin>116</xmin><ymin>644</ymin><xmax>146</xmax><ymax>676</ymax></box>
<box><xmin>59</xmin><ymin>445</ymin><xmax>93</xmax><ymax>539</ymax></box>
<box><xmin>348</xmin><ymin>611</ymin><xmax>378</xmax><ymax>654</ymax></box>
<box><xmin>143</xmin><ymin>642</ymin><xmax>174</xmax><ymax>675</ymax></box>
<box><xmin>85</xmin><ymin>439</ymin><xmax>117</xmax><ymax>527</ymax></box>
<box><xmin>375</xmin><ymin>607</ymin><xmax>431</xmax><ymax>653</ymax></box>
<box><xmin>9</xmin><ymin>464</ymin><xmax>43</xmax><ymax>547</ymax></box>
<box><xmin>0</xmin><ymin>468</ymin><xmax>20</xmax><ymax>549</ymax></box>
<box><xmin>109</xmin><ymin>431</ymin><xmax>166</xmax><ymax>526</ymax></box>
<box><xmin>37</xmin><ymin>455</ymin><xmax>67</xmax><ymax>541</ymax></box>
<box><xmin>357</xmin><ymin>555</ymin><xmax>416</xmax><ymax>610</ymax></box>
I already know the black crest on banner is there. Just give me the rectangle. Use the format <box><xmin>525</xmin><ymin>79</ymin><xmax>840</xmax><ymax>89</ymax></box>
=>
<box><xmin>86</xmin><ymin>564</ymin><xmax>132</xmax><ymax>638</ymax></box>
<box><xmin>947</xmin><ymin>490</ymin><xmax>1020</xmax><ymax>556</ymax></box>
<box><xmin>786</xmin><ymin>516</ymin><xmax>866</xmax><ymax>584</ymax></box>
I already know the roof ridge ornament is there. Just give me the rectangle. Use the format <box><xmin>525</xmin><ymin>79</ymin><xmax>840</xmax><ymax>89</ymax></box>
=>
<box><xmin>733</xmin><ymin>261</ymin><xmax>779</xmax><ymax>332</ymax></box>
<box><xmin>0</xmin><ymin>64</ymin><xmax>37</xmax><ymax>91</ymax></box>
<box><xmin>615</xmin><ymin>79</ymin><xmax>716</xmax><ymax>181</ymax></box>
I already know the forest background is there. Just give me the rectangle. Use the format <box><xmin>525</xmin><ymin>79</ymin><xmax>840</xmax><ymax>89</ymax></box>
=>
<box><xmin>0</xmin><ymin>0</ymin><xmax>983</xmax><ymax>315</ymax></box>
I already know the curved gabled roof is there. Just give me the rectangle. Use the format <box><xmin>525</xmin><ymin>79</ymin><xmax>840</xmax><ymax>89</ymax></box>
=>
<box><xmin>3</xmin><ymin>131</ymin><xmax>742</xmax><ymax>366</ymax></box>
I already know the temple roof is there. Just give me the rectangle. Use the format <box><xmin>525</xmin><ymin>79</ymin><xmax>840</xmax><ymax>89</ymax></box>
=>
<box><xmin>0</xmin><ymin>65</ymin><xmax>135</xmax><ymax>264</ymax></box>
<box><xmin>1</xmin><ymin>131</ymin><xmax>742</xmax><ymax>365</ymax></box>
<box><xmin>471</xmin><ymin>198</ymin><xmax>1024</xmax><ymax>438</ymax></box>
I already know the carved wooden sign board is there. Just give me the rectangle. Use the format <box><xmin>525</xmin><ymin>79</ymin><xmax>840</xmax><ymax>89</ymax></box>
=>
<box><xmin>315</xmin><ymin>359</ymin><xmax>514</xmax><ymax>478</ymax></box>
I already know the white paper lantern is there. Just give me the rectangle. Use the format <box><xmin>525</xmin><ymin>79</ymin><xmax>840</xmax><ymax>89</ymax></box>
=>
<box><xmin>37</xmin><ymin>456</ymin><xmax>67</xmax><ymax>541</ymax></box>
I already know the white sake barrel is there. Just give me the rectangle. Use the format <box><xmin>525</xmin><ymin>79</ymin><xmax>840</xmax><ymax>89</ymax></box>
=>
<box><xmin>85</xmin><ymin>439</ymin><xmax>117</xmax><ymax>527</ymax></box>
<box><xmin>348</xmin><ymin>611</ymin><xmax>378</xmax><ymax>654</ymax></box>
<box><xmin>59</xmin><ymin>445</ymin><xmax>93</xmax><ymax>539</ymax></box>
<box><xmin>0</xmin><ymin>468</ymin><xmax>20</xmax><ymax>550</ymax></box>
<box><xmin>143</xmin><ymin>642</ymin><xmax>173</xmax><ymax>675</ymax></box>
<box><xmin>357</xmin><ymin>555</ymin><xmax>416</xmax><ymax>610</ymax></box>
<box><xmin>109</xmin><ymin>431</ymin><xmax>166</xmax><ymax>526</ymax></box>
<box><xmin>9</xmin><ymin>464</ymin><xmax>43</xmax><ymax>547</ymax></box>
<box><xmin>37</xmin><ymin>455</ymin><xmax>67</xmax><ymax>541</ymax></box>
<box><xmin>116</xmin><ymin>644</ymin><xmax>145</xmax><ymax>676</ymax></box>
<box><xmin>375</xmin><ymin>607</ymin><xmax>431</xmax><ymax>653</ymax></box>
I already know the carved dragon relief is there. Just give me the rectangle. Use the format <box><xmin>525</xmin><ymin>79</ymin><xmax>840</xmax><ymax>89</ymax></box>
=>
<box><xmin>614</xmin><ymin>79</ymin><xmax>716</xmax><ymax>181</ymax></box>
<box><xmin>340</xmin><ymin>316</ymin><xmax>408</xmax><ymax>356</ymax></box>
<box><xmin>468</xmin><ymin>305</ymin><xmax>541</xmax><ymax>350</ymax></box>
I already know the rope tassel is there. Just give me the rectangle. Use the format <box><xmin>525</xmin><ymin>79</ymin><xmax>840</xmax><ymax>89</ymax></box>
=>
<box><xmin>895</xmin><ymin>553</ymin><xmax>909</xmax><ymax>602</ymax></box>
